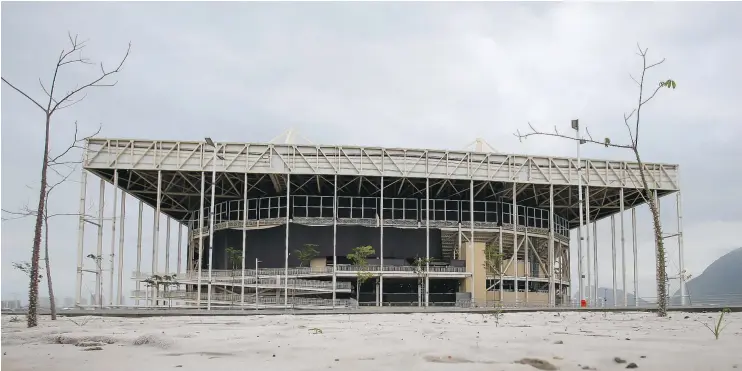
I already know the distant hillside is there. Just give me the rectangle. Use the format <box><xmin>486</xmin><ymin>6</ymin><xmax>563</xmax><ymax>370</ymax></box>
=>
<box><xmin>673</xmin><ymin>247</ymin><xmax>742</xmax><ymax>305</ymax></box>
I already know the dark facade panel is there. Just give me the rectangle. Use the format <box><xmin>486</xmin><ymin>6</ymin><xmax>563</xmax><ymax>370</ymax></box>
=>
<box><xmin>201</xmin><ymin>223</ymin><xmax>443</xmax><ymax>269</ymax></box>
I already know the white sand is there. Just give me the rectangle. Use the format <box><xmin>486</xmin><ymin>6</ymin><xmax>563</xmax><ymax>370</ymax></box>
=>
<box><xmin>2</xmin><ymin>311</ymin><xmax>740</xmax><ymax>371</ymax></box>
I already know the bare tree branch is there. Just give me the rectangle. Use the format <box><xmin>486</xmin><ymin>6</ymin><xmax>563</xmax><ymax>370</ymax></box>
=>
<box><xmin>1</xmin><ymin>77</ymin><xmax>46</xmax><ymax>111</ymax></box>
<box><xmin>515</xmin><ymin>122</ymin><xmax>634</xmax><ymax>149</ymax></box>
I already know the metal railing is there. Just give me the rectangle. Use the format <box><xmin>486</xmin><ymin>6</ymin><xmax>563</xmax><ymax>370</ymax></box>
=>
<box><xmin>188</xmin><ymin>196</ymin><xmax>571</xmax><ymax>238</ymax></box>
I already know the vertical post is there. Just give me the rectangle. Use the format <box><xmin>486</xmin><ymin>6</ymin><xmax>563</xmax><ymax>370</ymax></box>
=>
<box><xmin>332</xmin><ymin>174</ymin><xmax>338</xmax><ymax>308</ymax></box>
<box><xmin>241</xmin><ymin>173</ymin><xmax>247</xmax><ymax>307</ymax></box>
<box><xmin>548</xmin><ymin>184</ymin><xmax>555</xmax><ymax>307</ymax></box>
<box><xmin>585</xmin><ymin>185</ymin><xmax>591</xmax><ymax>305</ymax></box>
<box><xmin>677</xmin><ymin>191</ymin><xmax>686</xmax><ymax>305</ymax></box>
<box><xmin>593</xmin><ymin>222</ymin><xmax>598</xmax><ymax>304</ymax></box>
<box><xmin>425</xmin><ymin>177</ymin><xmax>430</xmax><ymax>307</ymax></box>
<box><xmin>207</xmin><ymin>150</ymin><xmax>216</xmax><ymax>310</ymax></box>
<box><xmin>116</xmin><ymin>192</ymin><xmax>126</xmax><ymax>306</ymax></box>
<box><xmin>620</xmin><ymin>188</ymin><xmax>626</xmax><ymax>306</ymax></box>
<box><xmin>632</xmin><ymin>208</ymin><xmax>638</xmax><ymax>306</ymax></box>
<box><xmin>611</xmin><ymin>215</ymin><xmax>617</xmax><ymax>307</ymax></box>
<box><xmin>574</xmin><ymin>119</ymin><xmax>585</xmax><ymax>305</ymax></box>
<box><xmin>498</xmin><ymin>223</ymin><xmax>503</xmax><ymax>303</ymax></box>
<box><xmin>379</xmin><ymin>176</ymin><xmax>384</xmax><ymax>306</ymax></box>
<box><xmin>469</xmin><ymin>179</ymin><xmax>475</xmax><ymax>304</ymax></box>
<box><xmin>153</xmin><ymin>170</ymin><xmax>162</xmax><ymax>306</ymax></box>
<box><xmin>255</xmin><ymin>259</ymin><xmax>259</xmax><ymax>310</ymax></box>
<box><xmin>197</xmin><ymin>172</ymin><xmax>205</xmax><ymax>309</ymax></box>
<box><xmin>96</xmin><ymin>179</ymin><xmax>105</xmax><ymax>308</ymax></box>
<box><xmin>109</xmin><ymin>170</ymin><xmax>118</xmax><ymax>306</ymax></box>
<box><xmin>135</xmin><ymin>201</ymin><xmax>143</xmax><ymax>306</ymax></box>
<box><xmin>165</xmin><ymin>218</ymin><xmax>171</xmax><ymax>275</ymax></box>
<box><xmin>511</xmin><ymin>182</ymin><xmax>517</xmax><ymax>305</ymax></box>
<box><xmin>524</xmin><ymin>222</ymin><xmax>529</xmax><ymax>305</ymax></box>
<box><xmin>177</xmin><ymin>224</ymin><xmax>182</xmax><ymax>276</ymax></box>
<box><xmin>75</xmin><ymin>166</ymin><xmax>88</xmax><ymax>307</ymax></box>
<box><xmin>284</xmin><ymin>174</ymin><xmax>290</xmax><ymax>307</ymax></box>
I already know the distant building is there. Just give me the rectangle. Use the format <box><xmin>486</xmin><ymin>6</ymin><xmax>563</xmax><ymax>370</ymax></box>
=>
<box><xmin>1</xmin><ymin>300</ymin><xmax>21</xmax><ymax>310</ymax></box>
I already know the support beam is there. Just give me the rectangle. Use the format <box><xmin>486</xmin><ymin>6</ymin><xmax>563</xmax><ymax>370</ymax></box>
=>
<box><xmin>207</xmin><ymin>155</ymin><xmax>216</xmax><ymax>310</ymax></box>
<box><xmin>511</xmin><ymin>181</ymin><xmax>517</xmax><ymax>305</ymax></box>
<box><xmin>585</xmin><ymin>185</ymin><xmax>591</xmax><ymax>305</ymax></box>
<box><xmin>197</xmin><ymin>172</ymin><xmax>205</xmax><ymax>309</ymax></box>
<box><xmin>611</xmin><ymin>214</ymin><xmax>617</xmax><ymax>307</ymax></box>
<box><xmin>177</xmin><ymin>223</ymin><xmax>182</xmax><ymax>276</ymax></box>
<box><xmin>166</xmin><ymin>217</ymin><xmax>171</xmax><ymax>275</ymax></box>
<box><xmin>241</xmin><ymin>172</ymin><xmax>247</xmax><ymax>307</ymax></box>
<box><xmin>677</xmin><ymin>191</ymin><xmax>686</xmax><ymax>306</ymax></box>
<box><xmin>499</xmin><ymin>224</ymin><xmax>504</xmax><ymax>303</ymax></box>
<box><xmin>96</xmin><ymin>179</ymin><xmax>104</xmax><ymax>308</ymax></box>
<box><xmin>470</xmin><ymin>179</ymin><xmax>475</xmax><ymax>304</ymax></box>
<box><xmin>332</xmin><ymin>174</ymin><xmax>338</xmax><ymax>308</ymax></box>
<box><xmin>593</xmin><ymin>222</ymin><xmax>598</xmax><ymax>305</ymax></box>
<box><xmin>284</xmin><ymin>174</ymin><xmax>290</xmax><ymax>307</ymax></box>
<box><xmin>379</xmin><ymin>176</ymin><xmax>384</xmax><ymax>306</ymax></box>
<box><xmin>116</xmin><ymin>192</ymin><xmax>126</xmax><ymax>306</ymax></box>
<box><xmin>548</xmin><ymin>184</ymin><xmax>555</xmax><ymax>307</ymax></box>
<box><xmin>153</xmin><ymin>170</ymin><xmax>162</xmax><ymax>306</ymax></box>
<box><xmin>109</xmin><ymin>170</ymin><xmax>118</xmax><ymax>306</ymax></box>
<box><xmin>524</xmin><ymin>224</ymin><xmax>529</xmax><ymax>305</ymax></box>
<box><xmin>620</xmin><ymin>188</ymin><xmax>626</xmax><ymax>307</ymax></box>
<box><xmin>75</xmin><ymin>166</ymin><xmax>88</xmax><ymax>307</ymax></box>
<box><xmin>632</xmin><ymin>208</ymin><xmax>638</xmax><ymax>306</ymax></box>
<box><xmin>136</xmin><ymin>201</ymin><xmax>143</xmax><ymax>307</ymax></box>
<box><xmin>425</xmin><ymin>177</ymin><xmax>430</xmax><ymax>307</ymax></box>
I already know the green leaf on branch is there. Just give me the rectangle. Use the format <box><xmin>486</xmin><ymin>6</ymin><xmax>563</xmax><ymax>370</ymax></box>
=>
<box><xmin>660</xmin><ymin>79</ymin><xmax>677</xmax><ymax>89</ymax></box>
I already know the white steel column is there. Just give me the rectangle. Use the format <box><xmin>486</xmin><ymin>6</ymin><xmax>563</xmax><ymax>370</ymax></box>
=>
<box><xmin>611</xmin><ymin>215</ymin><xmax>617</xmax><ymax>307</ymax></box>
<box><xmin>380</xmin><ymin>176</ymin><xmax>384</xmax><ymax>306</ymax></box>
<box><xmin>425</xmin><ymin>177</ymin><xmax>430</xmax><ymax>307</ymax></box>
<box><xmin>498</xmin><ymin>224</ymin><xmax>503</xmax><ymax>302</ymax></box>
<box><xmin>524</xmin><ymin>224</ymin><xmax>529</xmax><ymax>305</ymax></box>
<box><xmin>207</xmin><ymin>154</ymin><xmax>216</xmax><ymax>310</ymax></box>
<box><xmin>332</xmin><ymin>174</ymin><xmax>338</xmax><ymax>308</ymax></box>
<box><xmin>241</xmin><ymin>173</ymin><xmax>247</xmax><ymax>307</ymax></box>
<box><xmin>632</xmin><ymin>208</ymin><xmax>638</xmax><ymax>306</ymax></box>
<box><xmin>469</xmin><ymin>180</ymin><xmax>475</xmax><ymax>304</ymax></box>
<box><xmin>116</xmin><ymin>192</ymin><xmax>126</xmax><ymax>306</ymax></box>
<box><xmin>593</xmin><ymin>222</ymin><xmax>598</xmax><ymax>304</ymax></box>
<box><xmin>585</xmin><ymin>185</ymin><xmax>591</xmax><ymax>305</ymax></box>
<box><xmin>177</xmin><ymin>224</ymin><xmax>182</xmax><ymax>276</ymax></box>
<box><xmin>136</xmin><ymin>201</ymin><xmax>143</xmax><ymax>307</ymax></box>
<box><xmin>677</xmin><ymin>191</ymin><xmax>686</xmax><ymax>306</ymax></box>
<box><xmin>75</xmin><ymin>166</ymin><xmax>88</xmax><ymax>307</ymax></box>
<box><xmin>197</xmin><ymin>172</ymin><xmax>205</xmax><ymax>309</ymax></box>
<box><xmin>109</xmin><ymin>170</ymin><xmax>118</xmax><ymax>306</ymax></box>
<box><xmin>548</xmin><ymin>184</ymin><xmax>555</xmax><ymax>307</ymax></box>
<box><xmin>620</xmin><ymin>188</ymin><xmax>626</xmax><ymax>306</ymax></box>
<box><xmin>165</xmin><ymin>218</ymin><xmax>171</xmax><ymax>275</ymax></box>
<box><xmin>284</xmin><ymin>174</ymin><xmax>290</xmax><ymax>307</ymax></box>
<box><xmin>153</xmin><ymin>170</ymin><xmax>162</xmax><ymax>306</ymax></box>
<box><xmin>96</xmin><ymin>179</ymin><xmax>104</xmax><ymax>307</ymax></box>
<box><xmin>511</xmin><ymin>182</ymin><xmax>517</xmax><ymax>305</ymax></box>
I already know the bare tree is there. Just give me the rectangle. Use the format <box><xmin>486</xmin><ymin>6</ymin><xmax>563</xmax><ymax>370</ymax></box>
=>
<box><xmin>3</xmin><ymin>123</ymin><xmax>100</xmax><ymax>320</ymax></box>
<box><xmin>1</xmin><ymin>33</ymin><xmax>130</xmax><ymax>327</ymax></box>
<box><xmin>515</xmin><ymin>45</ymin><xmax>676</xmax><ymax>317</ymax></box>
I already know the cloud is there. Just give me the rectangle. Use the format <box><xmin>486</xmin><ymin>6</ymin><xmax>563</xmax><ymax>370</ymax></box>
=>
<box><xmin>2</xmin><ymin>2</ymin><xmax>741</xmax><ymax>303</ymax></box>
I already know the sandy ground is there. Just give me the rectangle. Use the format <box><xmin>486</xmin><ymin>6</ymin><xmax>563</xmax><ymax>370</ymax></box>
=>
<box><xmin>2</xmin><ymin>312</ymin><xmax>740</xmax><ymax>371</ymax></box>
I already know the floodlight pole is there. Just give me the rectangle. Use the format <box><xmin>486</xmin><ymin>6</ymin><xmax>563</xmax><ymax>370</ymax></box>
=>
<box><xmin>573</xmin><ymin>119</ymin><xmax>585</xmax><ymax>305</ymax></box>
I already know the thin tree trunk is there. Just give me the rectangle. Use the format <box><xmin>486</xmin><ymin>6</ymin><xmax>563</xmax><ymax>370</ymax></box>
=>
<box><xmin>634</xmin><ymin>150</ymin><xmax>667</xmax><ymax>317</ymax></box>
<box><xmin>27</xmin><ymin>114</ymin><xmax>51</xmax><ymax>328</ymax></box>
<box><xmin>44</xmin><ymin>207</ymin><xmax>57</xmax><ymax>320</ymax></box>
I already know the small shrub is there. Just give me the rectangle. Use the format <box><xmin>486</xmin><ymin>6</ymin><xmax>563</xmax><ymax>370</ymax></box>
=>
<box><xmin>700</xmin><ymin>308</ymin><xmax>731</xmax><ymax>340</ymax></box>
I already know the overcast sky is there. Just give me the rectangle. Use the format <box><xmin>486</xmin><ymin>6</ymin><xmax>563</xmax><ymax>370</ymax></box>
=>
<box><xmin>2</xmin><ymin>2</ymin><xmax>741</xmax><ymax>305</ymax></box>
